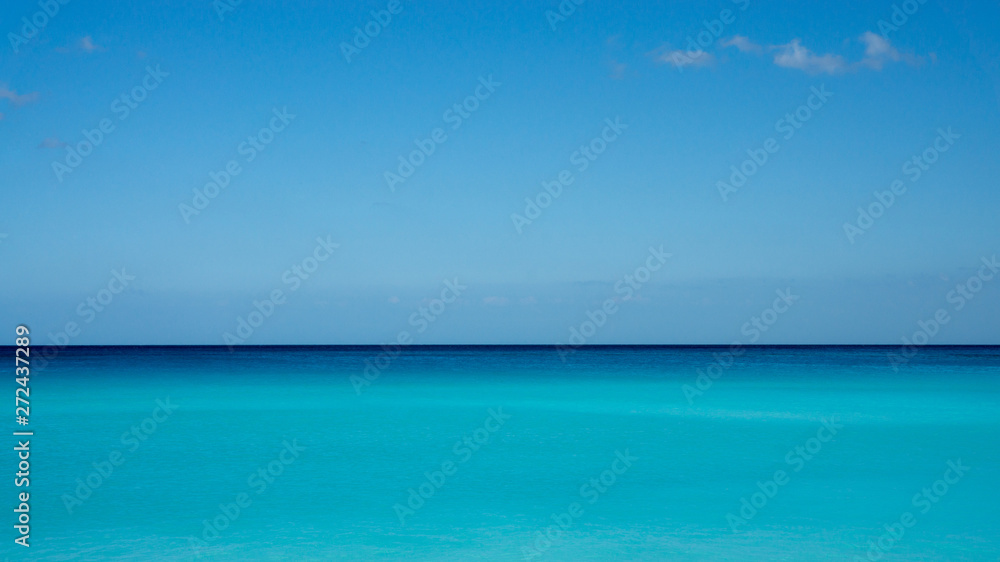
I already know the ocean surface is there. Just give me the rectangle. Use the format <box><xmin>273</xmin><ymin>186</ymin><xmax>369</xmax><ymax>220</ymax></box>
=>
<box><xmin>6</xmin><ymin>345</ymin><xmax>1000</xmax><ymax>561</ymax></box>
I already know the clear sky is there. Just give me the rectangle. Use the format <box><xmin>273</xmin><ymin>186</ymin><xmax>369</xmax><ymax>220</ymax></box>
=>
<box><xmin>1</xmin><ymin>0</ymin><xmax>999</xmax><ymax>345</ymax></box>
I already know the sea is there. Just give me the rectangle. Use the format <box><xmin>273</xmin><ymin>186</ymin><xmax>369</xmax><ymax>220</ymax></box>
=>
<box><xmin>6</xmin><ymin>345</ymin><xmax>1000</xmax><ymax>560</ymax></box>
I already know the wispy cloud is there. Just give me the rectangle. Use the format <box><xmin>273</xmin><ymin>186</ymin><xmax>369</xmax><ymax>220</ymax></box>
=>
<box><xmin>38</xmin><ymin>137</ymin><xmax>68</xmax><ymax>149</ymax></box>
<box><xmin>80</xmin><ymin>35</ymin><xmax>104</xmax><ymax>53</ymax></box>
<box><xmin>858</xmin><ymin>31</ymin><xmax>919</xmax><ymax>69</ymax></box>
<box><xmin>56</xmin><ymin>35</ymin><xmax>107</xmax><ymax>54</ymax></box>
<box><xmin>0</xmin><ymin>86</ymin><xmax>40</xmax><ymax>107</ymax></box>
<box><xmin>609</xmin><ymin>60</ymin><xmax>627</xmax><ymax>80</ymax></box>
<box><xmin>772</xmin><ymin>39</ymin><xmax>847</xmax><ymax>75</ymax></box>
<box><xmin>711</xmin><ymin>32</ymin><xmax>920</xmax><ymax>75</ymax></box>
<box><xmin>721</xmin><ymin>35</ymin><xmax>763</xmax><ymax>54</ymax></box>
<box><xmin>654</xmin><ymin>47</ymin><xmax>715</xmax><ymax>69</ymax></box>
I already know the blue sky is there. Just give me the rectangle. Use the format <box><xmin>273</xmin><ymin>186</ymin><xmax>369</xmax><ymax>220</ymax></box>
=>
<box><xmin>1</xmin><ymin>0</ymin><xmax>999</xmax><ymax>345</ymax></box>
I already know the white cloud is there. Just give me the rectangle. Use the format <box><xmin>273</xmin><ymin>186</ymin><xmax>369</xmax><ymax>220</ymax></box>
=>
<box><xmin>772</xmin><ymin>39</ymin><xmax>847</xmax><ymax>75</ymax></box>
<box><xmin>38</xmin><ymin>137</ymin><xmax>68</xmax><ymax>149</ymax></box>
<box><xmin>721</xmin><ymin>35</ymin><xmax>763</xmax><ymax>54</ymax></box>
<box><xmin>655</xmin><ymin>48</ymin><xmax>715</xmax><ymax>69</ymax></box>
<box><xmin>0</xmin><ymin>86</ymin><xmax>40</xmax><ymax>107</ymax></box>
<box><xmin>80</xmin><ymin>35</ymin><xmax>104</xmax><ymax>53</ymax></box>
<box><xmin>658</xmin><ymin>31</ymin><xmax>921</xmax><ymax>75</ymax></box>
<box><xmin>858</xmin><ymin>31</ymin><xmax>918</xmax><ymax>69</ymax></box>
<box><xmin>860</xmin><ymin>32</ymin><xmax>899</xmax><ymax>61</ymax></box>
<box><xmin>609</xmin><ymin>60</ymin><xmax>627</xmax><ymax>80</ymax></box>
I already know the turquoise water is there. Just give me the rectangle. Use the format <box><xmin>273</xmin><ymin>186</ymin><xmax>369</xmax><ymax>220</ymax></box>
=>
<box><xmin>7</xmin><ymin>346</ymin><xmax>1000</xmax><ymax>560</ymax></box>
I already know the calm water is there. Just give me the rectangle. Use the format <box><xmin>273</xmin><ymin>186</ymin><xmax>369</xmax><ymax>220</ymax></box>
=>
<box><xmin>6</xmin><ymin>346</ymin><xmax>1000</xmax><ymax>560</ymax></box>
